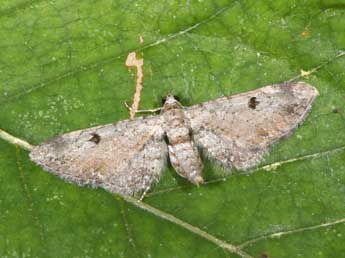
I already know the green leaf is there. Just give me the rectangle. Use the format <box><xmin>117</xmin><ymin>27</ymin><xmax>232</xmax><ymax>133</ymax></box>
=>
<box><xmin>1</xmin><ymin>1</ymin><xmax>345</xmax><ymax>257</ymax></box>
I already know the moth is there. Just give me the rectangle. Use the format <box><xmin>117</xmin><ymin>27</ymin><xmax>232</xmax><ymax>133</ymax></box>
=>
<box><xmin>30</xmin><ymin>82</ymin><xmax>318</xmax><ymax>195</ymax></box>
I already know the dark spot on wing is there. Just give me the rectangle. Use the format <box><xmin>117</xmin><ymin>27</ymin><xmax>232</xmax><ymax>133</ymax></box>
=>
<box><xmin>248</xmin><ymin>97</ymin><xmax>259</xmax><ymax>109</ymax></box>
<box><xmin>89</xmin><ymin>133</ymin><xmax>101</xmax><ymax>144</ymax></box>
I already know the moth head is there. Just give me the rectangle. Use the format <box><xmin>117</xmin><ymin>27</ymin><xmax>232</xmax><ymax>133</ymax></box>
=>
<box><xmin>162</xmin><ymin>94</ymin><xmax>182</xmax><ymax>112</ymax></box>
<box><xmin>162</xmin><ymin>94</ymin><xmax>180</xmax><ymax>105</ymax></box>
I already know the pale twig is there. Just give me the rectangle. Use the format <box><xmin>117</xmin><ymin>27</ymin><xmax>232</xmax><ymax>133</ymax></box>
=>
<box><xmin>0</xmin><ymin>129</ymin><xmax>34</xmax><ymax>151</ymax></box>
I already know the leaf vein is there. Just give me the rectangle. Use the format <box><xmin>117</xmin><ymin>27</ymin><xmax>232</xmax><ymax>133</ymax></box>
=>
<box><xmin>122</xmin><ymin>195</ymin><xmax>254</xmax><ymax>258</ymax></box>
<box><xmin>239</xmin><ymin>217</ymin><xmax>345</xmax><ymax>248</ymax></box>
<box><xmin>15</xmin><ymin>146</ymin><xmax>46</xmax><ymax>245</ymax></box>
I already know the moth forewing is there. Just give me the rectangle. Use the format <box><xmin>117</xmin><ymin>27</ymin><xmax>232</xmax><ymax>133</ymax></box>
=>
<box><xmin>30</xmin><ymin>117</ymin><xmax>168</xmax><ymax>195</ymax></box>
<box><xmin>184</xmin><ymin>82</ymin><xmax>318</xmax><ymax>170</ymax></box>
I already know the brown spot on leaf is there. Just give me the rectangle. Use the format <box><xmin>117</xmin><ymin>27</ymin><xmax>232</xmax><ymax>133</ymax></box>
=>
<box><xmin>301</xmin><ymin>27</ymin><xmax>310</xmax><ymax>38</ymax></box>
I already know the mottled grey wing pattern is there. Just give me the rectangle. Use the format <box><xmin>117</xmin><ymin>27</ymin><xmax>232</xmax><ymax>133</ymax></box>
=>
<box><xmin>30</xmin><ymin>116</ymin><xmax>167</xmax><ymax>195</ymax></box>
<box><xmin>184</xmin><ymin>82</ymin><xmax>318</xmax><ymax>170</ymax></box>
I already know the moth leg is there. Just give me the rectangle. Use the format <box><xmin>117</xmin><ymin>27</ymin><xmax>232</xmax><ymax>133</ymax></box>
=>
<box><xmin>124</xmin><ymin>101</ymin><xmax>162</xmax><ymax>114</ymax></box>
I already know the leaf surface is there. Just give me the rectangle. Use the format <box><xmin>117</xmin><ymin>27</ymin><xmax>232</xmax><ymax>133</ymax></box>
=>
<box><xmin>1</xmin><ymin>1</ymin><xmax>345</xmax><ymax>257</ymax></box>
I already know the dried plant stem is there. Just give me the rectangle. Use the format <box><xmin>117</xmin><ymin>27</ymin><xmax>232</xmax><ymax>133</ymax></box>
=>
<box><xmin>0</xmin><ymin>129</ymin><xmax>34</xmax><ymax>151</ymax></box>
<box><xmin>126</xmin><ymin>52</ymin><xmax>144</xmax><ymax>119</ymax></box>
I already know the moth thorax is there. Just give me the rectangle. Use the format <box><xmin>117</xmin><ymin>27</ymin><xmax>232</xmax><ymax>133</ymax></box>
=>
<box><xmin>163</xmin><ymin>103</ymin><xmax>183</xmax><ymax>113</ymax></box>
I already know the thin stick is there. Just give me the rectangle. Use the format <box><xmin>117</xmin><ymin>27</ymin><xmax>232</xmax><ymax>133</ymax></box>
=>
<box><xmin>0</xmin><ymin>129</ymin><xmax>35</xmax><ymax>151</ymax></box>
<box><xmin>126</xmin><ymin>52</ymin><xmax>144</xmax><ymax>119</ymax></box>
